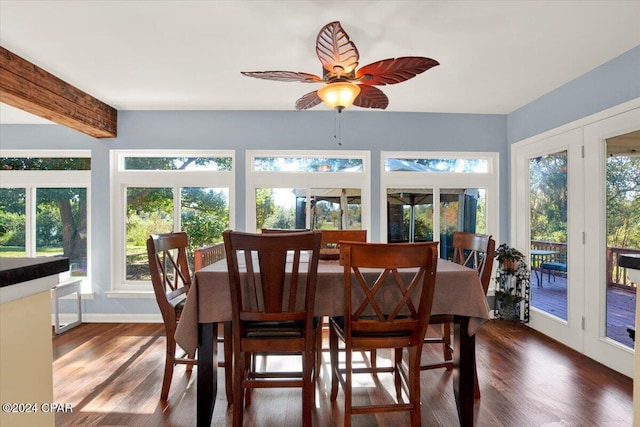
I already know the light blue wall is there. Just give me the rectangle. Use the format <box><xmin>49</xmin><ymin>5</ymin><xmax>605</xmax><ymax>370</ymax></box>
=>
<box><xmin>507</xmin><ymin>45</ymin><xmax>640</xmax><ymax>143</ymax></box>
<box><xmin>0</xmin><ymin>111</ymin><xmax>506</xmax><ymax>316</ymax></box>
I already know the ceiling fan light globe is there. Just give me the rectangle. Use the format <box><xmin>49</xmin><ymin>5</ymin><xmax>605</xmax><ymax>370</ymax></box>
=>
<box><xmin>317</xmin><ymin>82</ymin><xmax>361</xmax><ymax>111</ymax></box>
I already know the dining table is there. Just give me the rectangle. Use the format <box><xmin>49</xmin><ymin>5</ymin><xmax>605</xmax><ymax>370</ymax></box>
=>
<box><xmin>175</xmin><ymin>257</ymin><xmax>490</xmax><ymax>427</ymax></box>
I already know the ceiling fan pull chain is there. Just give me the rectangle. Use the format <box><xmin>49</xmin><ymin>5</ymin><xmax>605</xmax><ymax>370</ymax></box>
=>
<box><xmin>334</xmin><ymin>110</ymin><xmax>342</xmax><ymax>146</ymax></box>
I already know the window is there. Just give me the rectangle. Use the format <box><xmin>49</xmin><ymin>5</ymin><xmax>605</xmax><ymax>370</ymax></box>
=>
<box><xmin>247</xmin><ymin>151</ymin><xmax>370</xmax><ymax>232</ymax></box>
<box><xmin>0</xmin><ymin>151</ymin><xmax>91</xmax><ymax>291</ymax></box>
<box><xmin>111</xmin><ymin>150</ymin><xmax>234</xmax><ymax>292</ymax></box>
<box><xmin>381</xmin><ymin>152</ymin><xmax>498</xmax><ymax>259</ymax></box>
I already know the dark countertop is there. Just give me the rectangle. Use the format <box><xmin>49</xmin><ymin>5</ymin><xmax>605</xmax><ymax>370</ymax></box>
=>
<box><xmin>619</xmin><ymin>254</ymin><xmax>640</xmax><ymax>270</ymax></box>
<box><xmin>0</xmin><ymin>257</ymin><xmax>70</xmax><ymax>287</ymax></box>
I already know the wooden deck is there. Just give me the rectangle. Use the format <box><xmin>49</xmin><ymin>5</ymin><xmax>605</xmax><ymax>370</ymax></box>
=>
<box><xmin>530</xmin><ymin>272</ymin><xmax>636</xmax><ymax>347</ymax></box>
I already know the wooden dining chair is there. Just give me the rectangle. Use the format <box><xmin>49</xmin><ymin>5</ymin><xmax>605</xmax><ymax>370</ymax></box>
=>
<box><xmin>329</xmin><ymin>241</ymin><xmax>438</xmax><ymax>427</ymax></box>
<box><xmin>421</xmin><ymin>232</ymin><xmax>495</xmax><ymax>373</ymax></box>
<box><xmin>193</xmin><ymin>242</ymin><xmax>233</xmax><ymax>404</ymax></box>
<box><xmin>223</xmin><ymin>230</ymin><xmax>322</xmax><ymax>427</ymax></box>
<box><xmin>146</xmin><ymin>232</ymin><xmax>197</xmax><ymax>401</ymax></box>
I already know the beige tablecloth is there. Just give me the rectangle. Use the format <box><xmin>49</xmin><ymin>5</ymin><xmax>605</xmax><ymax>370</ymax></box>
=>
<box><xmin>176</xmin><ymin>258</ymin><xmax>489</xmax><ymax>354</ymax></box>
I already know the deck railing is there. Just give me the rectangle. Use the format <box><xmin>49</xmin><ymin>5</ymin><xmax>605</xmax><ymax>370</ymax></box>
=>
<box><xmin>194</xmin><ymin>242</ymin><xmax>226</xmax><ymax>270</ymax></box>
<box><xmin>530</xmin><ymin>241</ymin><xmax>638</xmax><ymax>289</ymax></box>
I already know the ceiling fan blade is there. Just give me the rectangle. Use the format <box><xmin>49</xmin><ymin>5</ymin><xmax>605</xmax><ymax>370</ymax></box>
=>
<box><xmin>241</xmin><ymin>71</ymin><xmax>322</xmax><ymax>83</ymax></box>
<box><xmin>316</xmin><ymin>21</ymin><xmax>359</xmax><ymax>76</ymax></box>
<box><xmin>353</xmin><ymin>85</ymin><xmax>389</xmax><ymax>110</ymax></box>
<box><xmin>295</xmin><ymin>90</ymin><xmax>323</xmax><ymax>110</ymax></box>
<box><xmin>356</xmin><ymin>57</ymin><xmax>439</xmax><ymax>85</ymax></box>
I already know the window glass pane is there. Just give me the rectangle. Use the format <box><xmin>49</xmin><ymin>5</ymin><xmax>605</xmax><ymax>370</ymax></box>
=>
<box><xmin>253</xmin><ymin>157</ymin><xmax>363</xmax><ymax>172</ymax></box>
<box><xmin>256</xmin><ymin>188</ymin><xmax>299</xmax><ymax>231</ymax></box>
<box><xmin>126</xmin><ymin>187</ymin><xmax>173</xmax><ymax>280</ymax></box>
<box><xmin>0</xmin><ymin>158</ymin><xmax>90</xmax><ymax>170</ymax></box>
<box><xmin>181</xmin><ymin>186</ymin><xmax>229</xmax><ymax>251</ymax></box>
<box><xmin>386</xmin><ymin>189</ymin><xmax>434</xmax><ymax>243</ymax></box>
<box><xmin>124</xmin><ymin>157</ymin><xmax>232</xmax><ymax>171</ymax></box>
<box><xmin>256</xmin><ymin>188</ymin><xmax>362</xmax><ymax>231</ymax></box>
<box><xmin>309</xmin><ymin>188</ymin><xmax>362</xmax><ymax>230</ymax></box>
<box><xmin>0</xmin><ymin>188</ymin><xmax>26</xmax><ymax>256</ymax></box>
<box><xmin>440</xmin><ymin>188</ymin><xmax>486</xmax><ymax>260</ymax></box>
<box><xmin>35</xmin><ymin>188</ymin><xmax>88</xmax><ymax>277</ymax></box>
<box><xmin>384</xmin><ymin>158</ymin><xmax>488</xmax><ymax>173</ymax></box>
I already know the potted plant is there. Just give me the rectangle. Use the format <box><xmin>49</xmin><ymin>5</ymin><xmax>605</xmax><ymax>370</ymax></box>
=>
<box><xmin>494</xmin><ymin>243</ymin><xmax>530</xmax><ymax>321</ymax></box>
<box><xmin>495</xmin><ymin>243</ymin><xmax>524</xmax><ymax>273</ymax></box>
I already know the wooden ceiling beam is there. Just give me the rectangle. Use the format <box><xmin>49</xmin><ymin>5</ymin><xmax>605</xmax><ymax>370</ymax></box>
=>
<box><xmin>0</xmin><ymin>46</ymin><xmax>117</xmax><ymax>138</ymax></box>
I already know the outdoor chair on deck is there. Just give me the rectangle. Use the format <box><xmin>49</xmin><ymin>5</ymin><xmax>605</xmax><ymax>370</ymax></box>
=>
<box><xmin>329</xmin><ymin>241</ymin><xmax>438</xmax><ymax>427</ymax></box>
<box><xmin>146</xmin><ymin>232</ymin><xmax>196</xmax><ymax>400</ymax></box>
<box><xmin>421</xmin><ymin>232</ymin><xmax>495</xmax><ymax>380</ymax></box>
<box><xmin>540</xmin><ymin>253</ymin><xmax>567</xmax><ymax>285</ymax></box>
<box><xmin>223</xmin><ymin>230</ymin><xmax>322</xmax><ymax>427</ymax></box>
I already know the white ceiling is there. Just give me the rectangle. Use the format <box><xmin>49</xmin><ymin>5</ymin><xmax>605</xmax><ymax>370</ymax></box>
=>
<box><xmin>1</xmin><ymin>0</ymin><xmax>639</xmax><ymax>124</ymax></box>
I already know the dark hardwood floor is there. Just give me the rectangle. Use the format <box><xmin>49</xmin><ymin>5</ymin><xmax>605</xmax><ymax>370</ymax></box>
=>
<box><xmin>52</xmin><ymin>321</ymin><xmax>633</xmax><ymax>426</ymax></box>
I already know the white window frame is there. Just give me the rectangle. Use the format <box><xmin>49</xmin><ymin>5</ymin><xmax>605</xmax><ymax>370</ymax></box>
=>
<box><xmin>380</xmin><ymin>151</ymin><xmax>500</xmax><ymax>265</ymax></box>
<box><xmin>109</xmin><ymin>150</ymin><xmax>235</xmax><ymax>294</ymax></box>
<box><xmin>245</xmin><ymin>150</ymin><xmax>371</xmax><ymax>233</ymax></box>
<box><xmin>0</xmin><ymin>150</ymin><xmax>92</xmax><ymax>293</ymax></box>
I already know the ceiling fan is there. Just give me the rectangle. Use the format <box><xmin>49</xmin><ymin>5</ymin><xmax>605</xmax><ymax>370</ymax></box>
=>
<box><xmin>241</xmin><ymin>21</ymin><xmax>439</xmax><ymax>112</ymax></box>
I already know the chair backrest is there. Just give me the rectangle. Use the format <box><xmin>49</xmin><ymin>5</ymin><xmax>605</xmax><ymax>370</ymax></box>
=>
<box><xmin>223</xmin><ymin>230</ymin><xmax>322</xmax><ymax>327</ymax></box>
<box><xmin>339</xmin><ymin>241</ymin><xmax>438</xmax><ymax>344</ymax></box>
<box><xmin>147</xmin><ymin>232</ymin><xmax>192</xmax><ymax>324</ymax></box>
<box><xmin>452</xmin><ymin>231</ymin><xmax>496</xmax><ymax>295</ymax></box>
<box><xmin>320</xmin><ymin>229</ymin><xmax>367</xmax><ymax>249</ymax></box>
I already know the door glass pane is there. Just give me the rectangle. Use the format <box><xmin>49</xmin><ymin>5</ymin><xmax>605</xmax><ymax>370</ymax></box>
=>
<box><xmin>605</xmin><ymin>132</ymin><xmax>639</xmax><ymax>347</ymax></box>
<box><xmin>126</xmin><ymin>187</ymin><xmax>173</xmax><ymax>280</ymax></box>
<box><xmin>529</xmin><ymin>152</ymin><xmax>568</xmax><ymax>320</ymax></box>
<box><xmin>386</xmin><ymin>189</ymin><xmax>434</xmax><ymax>243</ymax></box>
<box><xmin>36</xmin><ymin>188</ymin><xmax>88</xmax><ymax>278</ymax></box>
<box><xmin>0</xmin><ymin>188</ymin><xmax>26</xmax><ymax>256</ymax></box>
<box><xmin>440</xmin><ymin>189</ymin><xmax>486</xmax><ymax>260</ymax></box>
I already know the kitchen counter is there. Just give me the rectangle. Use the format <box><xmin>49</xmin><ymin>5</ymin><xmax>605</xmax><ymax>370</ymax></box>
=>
<box><xmin>0</xmin><ymin>257</ymin><xmax>69</xmax><ymax>304</ymax></box>
<box><xmin>0</xmin><ymin>256</ymin><xmax>69</xmax><ymax>427</ymax></box>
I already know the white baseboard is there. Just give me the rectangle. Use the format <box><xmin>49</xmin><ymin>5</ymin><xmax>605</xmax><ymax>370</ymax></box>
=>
<box><xmin>52</xmin><ymin>313</ymin><xmax>162</xmax><ymax>324</ymax></box>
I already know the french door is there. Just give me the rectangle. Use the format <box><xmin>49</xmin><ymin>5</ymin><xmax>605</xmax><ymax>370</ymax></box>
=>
<box><xmin>512</xmin><ymin>102</ymin><xmax>640</xmax><ymax>377</ymax></box>
<box><xmin>583</xmin><ymin>107</ymin><xmax>639</xmax><ymax>377</ymax></box>
<box><xmin>512</xmin><ymin>128</ymin><xmax>585</xmax><ymax>352</ymax></box>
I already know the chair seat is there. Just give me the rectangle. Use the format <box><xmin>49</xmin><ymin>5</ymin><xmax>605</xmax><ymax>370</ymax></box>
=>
<box><xmin>541</xmin><ymin>261</ymin><xmax>567</xmax><ymax>272</ymax></box>
<box><xmin>330</xmin><ymin>316</ymin><xmax>413</xmax><ymax>338</ymax></box>
<box><xmin>244</xmin><ymin>317</ymin><xmax>321</xmax><ymax>338</ymax></box>
<box><xmin>174</xmin><ymin>298</ymin><xmax>186</xmax><ymax>319</ymax></box>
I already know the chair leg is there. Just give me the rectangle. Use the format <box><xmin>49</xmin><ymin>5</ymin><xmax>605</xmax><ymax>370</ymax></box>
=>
<box><xmin>223</xmin><ymin>321</ymin><xmax>233</xmax><ymax>404</ymax></box>
<box><xmin>161</xmin><ymin>334</ymin><xmax>176</xmax><ymax>400</ymax></box>
<box><xmin>303</xmin><ymin>348</ymin><xmax>314</xmax><ymax>427</ymax></box>
<box><xmin>315</xmin><ymin>322</ymin><xmax>322</xmax><ymax>379</ymax></box>
<box><xmin>232</xmin><ymin>351</ymin><xmax>245</xmax><ymax>427</ymax></box>
<box><xmin>329</xmin><ymin>324</ymin><xmax>339</xmax><ymax>401</ymax></box>
<box><xmin>370</xmin><ymin>349</ymin><xmax>377</xmax><ymax>369</ymax></box>
<box><xmin>474</xmin><ymin>365</ymin><xmax>481</xmax><ymax>399</ymax></box>
<box><xmin>441</xmin><ymin>323</ymin><xmax>453</xmax><ymax>371</ymax></box>
<box><xmin>394</xmin><ymin>348</ymin><xmax>402</xmax><ymax>400</ymax></box>
<box><xmin>344</xmin><ymin>346</ymin><xmax>352</xmax><ymax>427</ymax></box>
<box><xmin>408</xmin><ymin>346</ymin><xmax>422</xmax><ymax>427</ymax></box>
